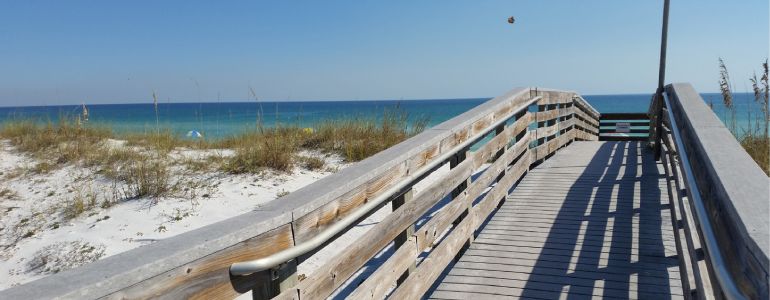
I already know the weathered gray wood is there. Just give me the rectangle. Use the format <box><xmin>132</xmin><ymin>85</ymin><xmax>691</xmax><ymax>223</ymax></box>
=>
<box><xmin>666</xmin><ymin>83</ymin><xmax>769</xmax><ymax>299</ymax></box>
<box><xmin>0</xmin><ymin>209</ymin><xmax>294</xmax><ymax>300</ymax></box>
<box><xmin>663</xmin><ymin>118</ymin><xmax>714</xmax><ymax>298</ymax></box>
<box><xmin>443</xmin><ymin>267</ymin><xmax>683</xmax><ymax>295</ymax></box>
<box><xmin>415</xmin><ymin>134</ymin><xmax>530</xmax><ymax>251</ymax></box>
<box><xmin>430</xmin><ymin>141</ymin><xmax>683</xmax><ymax>300</ymax></box>
<box><xmin>278</xmin><ymin>104</ymin><xmax>538</xmax><ymax>299</ymax></box>
<box><xmin>457</xmin><ymin>254</ymin><xmax>681</xmax><ymax>279</ymax></box>
<box><xmin>391</xmin><ymin>150</ymin><xmax>532</xmax><ymax>299</ymax></box>
<box><xmin>660</xmin><ymin>143</ymin><xmax>699</xmax><ymax>298</ymax></box>
<box><xmin>392</xmin><ymin>188</ymin><xmax>416</xmax><ymax>285</ymax></box>
<box><xmin>2</xmin><ymin>88</ymin><xmax>552</xmax><ymax>300</ymax></box>
<box><xmin>535</xmin><ymin>109</ymin><xmax>560</xmax><ymax>122</ymax></box>
<box><xmin>347</xmin><ymin>131</ymin><xmax>532</xmax><ymax>299</ymax></box>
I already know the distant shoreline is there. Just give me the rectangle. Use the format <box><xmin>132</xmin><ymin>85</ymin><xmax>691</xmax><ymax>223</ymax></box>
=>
<box><xmin>0</xmin><ymin>93</ymin><xmax>762</xmax><ymax>140</ymax></box>
<box><xmin>0</xmin><ymin>92</ymin><xmax>743</xmax><ymax>108</ymax></box>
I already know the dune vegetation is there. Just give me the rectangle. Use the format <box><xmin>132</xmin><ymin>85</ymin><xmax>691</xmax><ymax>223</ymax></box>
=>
<box><xmin>0</xmin><ymin>109</ymin><xmax>428</xmax><ymax>176</ymax></box>
<box><xmin>717</xmin><ymin>58</ymin><xmax>769</xmax><ymax>175</ymax></box>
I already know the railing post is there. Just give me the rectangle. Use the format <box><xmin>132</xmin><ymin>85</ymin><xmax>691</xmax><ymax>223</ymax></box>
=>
<box><xmin>653</xmin><ymin>91</ymin><xmax>664</xmax><ymax>161</ymax></box>
<box><xmin>392</xmin><ymin>188</ymin><xmax>416</xmax><ymax>285</ymax></box>
<box><xmin>251</xmin><ymin>260</ymin><xmax>298</xmax><ymax>300</ymax></box>
<box><xmin>450</xmin><ymin>149</ymin><xmax>473</xmax><ymax>262</ymax></box>
<box><xmin>571</xmin><ymin>98</ymin><xmax>577</xmax><ymax>143</ymax></box>
<box><xmin>450</xmin><ymin>150</ymin><xmax>469</xmax><ymax>199</ymax></box>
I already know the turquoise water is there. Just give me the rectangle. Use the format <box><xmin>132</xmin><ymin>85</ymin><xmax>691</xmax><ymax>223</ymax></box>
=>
<box><xmin>0</xmin><ymin>93</ymin><xmax>762</xmax><ymax>139</ymax></box>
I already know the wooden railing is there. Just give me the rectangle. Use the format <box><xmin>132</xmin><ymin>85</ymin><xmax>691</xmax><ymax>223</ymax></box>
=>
<box><xmin>0</xmin><ymin>87</ymin><xmax>600</xmax><ymax>299</ymax></box>
<box><xmin>271</xmin><ymin>89</ymin><xmax>600</xmax><ymax>300</ymax></box>
<box><xmin>652</xmin><ymin>83</ymin><xmax>769</xmax><ymax>300</ymax></box>
<box><xmin>599</xmin><ymin>112</ymin><xmax>650</xmax><ymax>141</ymax></box>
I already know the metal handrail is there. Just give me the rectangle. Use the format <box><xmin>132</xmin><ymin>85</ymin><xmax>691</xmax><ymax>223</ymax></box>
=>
<box><xmin>662</xmin><ymin>92</ymin><xmax>747</xmax><ymax>300</ymax></box>
<box><xmin>229</xmin><ymin>96</ymin><xmax>543</xmax><ymax>276</ymax></box>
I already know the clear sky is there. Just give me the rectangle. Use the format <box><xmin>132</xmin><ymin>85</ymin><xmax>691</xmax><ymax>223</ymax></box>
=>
<box><xmin>0</xmin><ymin>1</ymin><xmax>767</xmax><ymax>106</ymax></box>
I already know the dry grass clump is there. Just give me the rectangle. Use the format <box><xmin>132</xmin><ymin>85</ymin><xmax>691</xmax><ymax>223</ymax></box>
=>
<box><xmin>0</xmin><ymin>118</ymin><xmax>111</xmax><ymax>166</ymax></box>
<box><xmin>220</xmin><ymin>127</ymin><xmax>305</xmax><ymax>173</ymax></box>
<box><xmin>122</xmin><ymin>129</ymin><xmax>207</xmax><ymax>153</ymax></box>
<box><xmin>300</xmin><ymin>156</ymin><xmax>325</xmax><ymax>170</ymax></box>
<box><xmin>93</xmin><ymin>151</ymin><xmax>171</xmax><ymax>199</ymax></box>
<box><xmin>65</xmin><ymin>187</ymin><xmax>98</xmax><ymax>220</ymax></box>
<box><xmin>303</xmin><ymin>110</ymin><xmax>428</xmax><ymax>162</ymax></box>
<box><xmin>124</xmin><ymin>158</ymin><xmax>171</xmax><ymax>198</ymax></box>
<box><xmin>717</xmin><ymin>58</ymin><xmax>769</xmax><ymax>175</ymax></box>
<box><xmin>179</xmin><ymin>155</ymin><xmax>225</xmax><ymax>172</ymax></box>
<box><xmin>219</xmin><ymin>110</ymin><xmax>427</xmax><ymax>173</ymax></box>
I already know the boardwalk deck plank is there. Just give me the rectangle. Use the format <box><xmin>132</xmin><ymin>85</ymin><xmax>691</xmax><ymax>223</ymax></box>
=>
<box><xmin>429</xmin><ymin>141</ymin><xmax>682</xmax><ymax>299</ymax></box>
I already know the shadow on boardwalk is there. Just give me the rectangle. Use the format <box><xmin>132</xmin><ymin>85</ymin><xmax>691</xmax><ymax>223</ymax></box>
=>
<box><xmin>428</xmin><ymin>141</ymin><xmax>682</xmax><ymax>299</ymax></box>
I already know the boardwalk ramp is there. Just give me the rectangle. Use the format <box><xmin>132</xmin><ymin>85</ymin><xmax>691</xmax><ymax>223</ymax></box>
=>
<box><xmin>1</xmin><ymin>84</ymin><xmax>766</xmax><ymax>300</ymax></box>
<box><xmin>430</xmin><ymin>141</ymin><xmax>682</xmax><ymax>299</ymax></box>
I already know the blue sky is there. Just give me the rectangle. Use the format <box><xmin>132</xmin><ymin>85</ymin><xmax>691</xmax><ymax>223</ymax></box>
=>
<box><xmin>0</xmin><ymin>1</ymin><xmax>767</xmax><ymax>106</ymax></box>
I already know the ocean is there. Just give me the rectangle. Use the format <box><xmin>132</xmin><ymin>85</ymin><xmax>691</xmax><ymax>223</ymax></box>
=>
<box><xmin>0</xmin><ymin>93</ymin><xmax>763</xmax><ymax>139</ymax></box>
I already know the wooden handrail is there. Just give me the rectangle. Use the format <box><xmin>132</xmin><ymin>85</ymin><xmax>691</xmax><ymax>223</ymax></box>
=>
<box><xmin>654</xmin><ymin>83</ymin><xmax>769</xmax><ymax>299</ymax></box>
<box><xmin>275</xmin><ymin>89</ymin><xmax>600</xmax><ymax>299</ymax></box>
<box><xmin>0</xmin><ymin>87</ymin><xmax>601</xmax><ymax>300</ymax></box>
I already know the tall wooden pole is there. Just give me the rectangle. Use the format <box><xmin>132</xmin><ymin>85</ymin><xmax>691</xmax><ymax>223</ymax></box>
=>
<box><xmin>654</xmin><ymin>0</ymin><xmax>671</xmax><ymax>161</ymax></box>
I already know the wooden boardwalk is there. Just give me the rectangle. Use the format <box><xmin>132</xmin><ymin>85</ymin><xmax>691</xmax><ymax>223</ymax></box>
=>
<box><xmin>429</xmin><ymin>141</ymin><xmax>683</xmax><ymax>299</ymax></box>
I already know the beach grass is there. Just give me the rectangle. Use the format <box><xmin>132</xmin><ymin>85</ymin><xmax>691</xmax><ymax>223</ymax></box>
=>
<box><xmin>303</xmin><ymin>109</ymin><xmax>429</xmax><ymax>161</ymax></box>
<box><xmin>219</xmin><ymin>127</ymin><xmax>303</xmax><ymax>173</ymax></box>
<box><xmin>718</xmin><ymin>58</ymin><xmax>769</xmax><ymax>175</ymax></box>
<box><xmin>0</xmin><ymin>118</ymin><xmax>111</xmax><ymax>165</ymax></box>
<box><xmin>0</xmin><ymin>109</ymin><xmax>428</xmax><ymax>176</ymax></box>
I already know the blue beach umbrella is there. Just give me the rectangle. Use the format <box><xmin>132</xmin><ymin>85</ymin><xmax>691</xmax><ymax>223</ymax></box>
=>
<box><xmin>186</xmin><ymin>130</ymin><xmax>203</xmax><ymax>138</ymax></box>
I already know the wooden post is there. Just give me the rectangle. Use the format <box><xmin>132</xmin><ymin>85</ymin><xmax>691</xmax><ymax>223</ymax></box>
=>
<box><xmin>494</xmin><ymin>124</ymin><xmax>505</xmax><ymax>159</ymax></box>
<box><xmin>493</xmin><ymin>123</ymin><xmax>506</xmax><ymax>182</ymax></box>
<box><xmin>392</xmin><ymin>189</ymin><xmax>416</xmax><ymax>285</ymax></box>
<box><xmin>450</xmin><ymin>149</ymin><xmax>472</xmax><ymax>261</ymax></box>
<box><xmin>654</xmin><ymin>93</ymin><xmax>665</xmax><ymax>160</ymax></box>
<box><xmin>653</xmin><ymin>0</ymin><xmax>670</xmax><ymax>161</ymax></box>
<box><xmin>450</xmin><ymin>151</ymin><xmax>469</xmax><ymax>199</ymax></box>
<box><xmin>252</xmin><ymin>260</ymin><xmax>298</xmax><ymax>300</ymax></box>
<box><xmin>569</xmin><ymin>97</ymin><xmax>578</xmax><ymax>144</ymax></box>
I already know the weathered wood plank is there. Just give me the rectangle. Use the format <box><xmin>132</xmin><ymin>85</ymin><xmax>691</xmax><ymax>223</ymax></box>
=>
<box><xmin>536</xmin><ymin>90</ymin><xmax>577</xmax><ymax>105</ymax></box>
<box><xmin>437</xmin><ymin>273</ymin><xmax>683</xmax><ymax>298</ymax></box>
<box><xmin>284</xmin><ymin>157</ymin><xmax>475</xmax><ymax>299</ymax></box>
<box><xmin>455</xmin><ymin>255</ymin><xmax>681</xmax><ymax>287</ymax></box>
<box><xmin>416</xmin><ymin>135</ymin><xmax>530</xmax><ymax>251</ymax></box>
<box><xmin>391</xmin><ymin>151</ymin><xmax>532</xmax><ymax>299</ymax></box>
<box><xmin>535</xmin><ymin>109</ymin><xmax>559</xmax><ymax>122</ymax></box>
<box><xmin>110</xmin><ymin>224</ymin><xmax>295</xmax><ymax>300</ymax></box>
<box><xmin>346</xmin><ymin>124</ymin><xmax>533</xmax><ymax>299</ymax></box>
<box><xmin>281</xmin><ymin>108</ymin><xmax>536</xmax><ymax>299</ymax></box>
<box><xmin>0</xmin><ymin>88</ymin><xmax>609</xmax><ymax>300</ymax></box>
<box><xmin>443</xmin><ymin>268</ymin><xmax>683</xmax><ymax>295</ymax></box>
<box><xmin>390</xmin><ymin>200</ymin><xmax>476</xmax><ymax>299</ymax></box>
<box><xmin>429</xmin><ymin>142</ymin><xmax>682</xmax><ymax>300</ymax></box>
<box><xmin>346</xmin><ymin>237</ymin><xmax>418</xmax><ymax>299</ymax></box>
<box><xmin>535</xmin><ymin>122</ymin><xmax>559</xmax><ymax>139</ymax></box>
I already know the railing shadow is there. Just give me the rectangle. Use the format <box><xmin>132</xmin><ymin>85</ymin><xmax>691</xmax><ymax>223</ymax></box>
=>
<box><xmin>517</xmin><ymin>141</ymin><xmax>677</xmax><ymax>299</ymax></box>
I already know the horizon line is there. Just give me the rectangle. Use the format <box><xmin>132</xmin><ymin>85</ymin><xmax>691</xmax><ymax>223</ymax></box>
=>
<box><xmin>0</xmin><ymin>91</ymin><xmax>735</xmax><ymax>108</ymax></box>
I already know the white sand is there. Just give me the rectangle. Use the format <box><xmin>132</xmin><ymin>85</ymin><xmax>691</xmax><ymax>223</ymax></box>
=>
<box><xmin>0</xmin><ymin>137</ymin><xmax>468</xmax><ymax>298</ymax></box>
<box><xmin>0</xmin><ymin>140</ymin><xmax>346</xmax><ymax>289</ymax></box>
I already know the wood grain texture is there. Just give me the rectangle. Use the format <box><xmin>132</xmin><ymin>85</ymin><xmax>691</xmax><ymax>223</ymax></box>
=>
<box><xmin>282</xmin><ymin>108</ymin><xmax>536</xmax><ymax>300</ymax></box>
<box><xmin>108</xmin><ymin>224</ymin><xmax>294</xmax><ymax>300</ymax></box>
<box><xmin>429</xmin><ymin>141</ymin><xmax>684</xmax><ymax>300</ymax></box>
<box><xmin>391</xmin><ymin>151</ymin><xmax>531</xmax><ymax>299</ymax></box>
<box><xmin>0</xmin><ymin>88</ymin><xmax>615</xmax><ymax>300</ymax></box>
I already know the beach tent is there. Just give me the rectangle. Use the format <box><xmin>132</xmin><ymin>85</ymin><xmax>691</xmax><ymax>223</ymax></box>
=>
<box><xmin>186</xmin><ymin>130</ymin><xmax>203</xmax><ymax>138</ymax></box>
